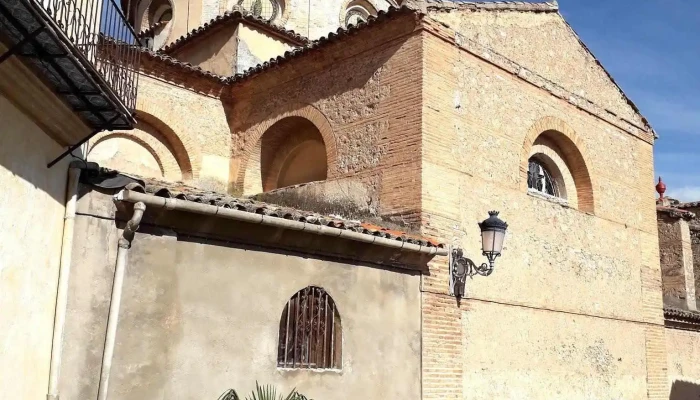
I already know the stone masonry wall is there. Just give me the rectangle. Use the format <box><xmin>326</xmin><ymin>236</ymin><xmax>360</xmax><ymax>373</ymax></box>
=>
<box><xmin>691</xmin><ymin>227</ymin><xmax>700</xmax><ymax>308</ymax></box>
<box><xmin>227</xmin><ymin>15</ymin><xmax>424</xmax><ymax>222</ymax></box>
<box><xmin>420</xmin><ymin>22</ymin><xmax>663</xmax><ymax>399</ymax></box>
<box><xmin>283</xmin><ymin>0</ymin><xmax>392</xmax><ymax>39</ymax></box>
<box><xmin>658</xmin><ymin>214</ymin><xmax>696</xmax><ymax>310</ymax></box>
<box><xmin>95</xmin><ymin>75</ymin><xmax>231</xmax><ymax>191</ymax></box>
<box><xmin>427</xmin><ymin>9</ymin><xmax>645</xmax><ymax>128</ymax></box>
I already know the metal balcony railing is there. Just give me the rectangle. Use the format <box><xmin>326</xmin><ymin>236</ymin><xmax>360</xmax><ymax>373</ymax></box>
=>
<box><xmin>0</xmin><ymin>0</ymin><xmax>141</xmax><ymax>133</ymax></box>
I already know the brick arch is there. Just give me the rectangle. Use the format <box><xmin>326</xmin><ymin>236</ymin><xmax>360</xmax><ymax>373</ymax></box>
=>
<box><xmin>521</xmin><ymin>116</ymin><xmax>594</xmax><ymax>213</ymax></box>
<box><xmin>133</xmin><ymin>106</ymin><xmax>201</xmax><ymax>180</ymax></box>
<box><xmin>237</xmin><ymin>105</ymin><xmax>336</xmax><ymax>193</ymax></box>
<box><xmin>338</xmin><ymin>0</ymin><xmax>380</xmax><ymax>26</ymax></box>
<box><xmin>89</xmin><ymin>131</ymin><xmax>181</xmax><ymax>180</ymax></box>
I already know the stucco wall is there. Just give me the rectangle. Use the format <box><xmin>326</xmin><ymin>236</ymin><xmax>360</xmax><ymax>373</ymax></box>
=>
<box><xmin>59</xmin><ymin>189</ymin><xmax>422</xmax><ymax>400</ymax></box>
<box><xmin>237</xmin><ymin>24</ymin><xmax>293</xmax><ymax>74</ymax></box>
<box><xmin>420</xmin><ymin>26</ymin><xmax>662</xmax><ymax>399</ymax></box>
<box><xmin>0</xmin><ymin>95</ymin><xmax>69</xmax><ymax>400</ymax></box>
<box><xmin>172</xmin><ymin>23</ymin><xmax>240</xmax><ymax>76</ymax></box>
<box><xmin>666</xmin><ymin>328</ymin><xmax>700</xmax><ymax>398</ymax></box>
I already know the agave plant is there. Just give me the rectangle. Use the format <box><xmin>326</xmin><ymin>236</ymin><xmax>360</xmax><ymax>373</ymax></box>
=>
<box><xmin>218</xmin><ymin>382</ymin><xmax>311</xmax><ymax>400</ymax></box>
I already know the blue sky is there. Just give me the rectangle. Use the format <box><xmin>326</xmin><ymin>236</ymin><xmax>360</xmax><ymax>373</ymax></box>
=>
<box><xmin>558</xmin><ymin>1</ymin><xmax>700</xmax><ymax>201</ymax></box>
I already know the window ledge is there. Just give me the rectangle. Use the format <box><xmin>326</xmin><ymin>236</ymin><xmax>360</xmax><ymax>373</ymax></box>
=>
<box><xmin>527</xmin><ymin>189</ymin><xmax>570</xmax><ymax>208</ymax></box>
<box><xmin>277</xmin><ymin>367</ymin><xmax>342</xmax><ymax>374</ymax></box>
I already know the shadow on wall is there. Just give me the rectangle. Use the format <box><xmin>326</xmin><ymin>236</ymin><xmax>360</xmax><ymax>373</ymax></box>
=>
<box><xmin>670</xmin><ymin>380</ymin><xmax>700</xmax><ymax>400</ymax></box>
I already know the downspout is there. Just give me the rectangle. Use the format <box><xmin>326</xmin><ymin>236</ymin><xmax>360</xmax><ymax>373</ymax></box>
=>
<box><xmin>96</xmin><ymin>202</ymin><xmax>146</xmax><ymax>400</ymax></box>
<box><xmin>47</xmin><ymin>166</ymin><xmax>81</xmax><ymax>400</ymax></box>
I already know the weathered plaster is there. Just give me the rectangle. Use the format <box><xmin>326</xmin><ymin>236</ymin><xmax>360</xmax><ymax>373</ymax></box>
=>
<box><xmin>0</xmin><ymin>95</ymin><xmax>69</xmax><ymax>400</ymax></box>
<box><xmin>59</xmin><ymin>189</ymin><xmax>422</xmax><ymax>400</ymax></box>
<box><xmin>666</xmin><ymin>328</ymin><xmax>700</xmax><ymax>398</ymax></box>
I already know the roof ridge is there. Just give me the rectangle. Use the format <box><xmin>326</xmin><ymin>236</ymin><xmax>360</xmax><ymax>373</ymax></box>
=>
<box><xmin>657</xmin><ymin>205</ymin><xmax>696</xmax><ymax>220</ymax></box>
<box><xmin>427</xmin><ymin>1</ymin><xmax>559</xmax><ymax>13</ymax></box>
<box><xmin>227</xmin><ymin>6</ymin><xmax>416</xmax><ymax>84</ymax></box>
<box><xmin>137</xmin><ymin>20</ymin><xmax>169</xmax><ymax>38</ymax></box>
<box><xmin>162</xmin><ymin>9</ymin><xmax>308</xmax><ymax>54</ymax></box>
<box><xmin>675</xmin><ymin>201</ymin><xmax>700</xmax><ymax>209</ymax></box>
<box><xmin>138</xmin><ymin>48</ymin><xmax>229</xmax><ymax>82</ymax></box>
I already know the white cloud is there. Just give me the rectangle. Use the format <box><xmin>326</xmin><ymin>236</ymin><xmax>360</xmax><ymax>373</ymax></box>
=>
<box><xmin>666</xmin><ymin>186</ymin><xmax>700</xmax><ymax>202</ymax></box>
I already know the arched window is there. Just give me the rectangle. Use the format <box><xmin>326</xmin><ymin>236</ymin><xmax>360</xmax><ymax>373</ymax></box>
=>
<box><xmin>237</xmin><ymin>0</ymin><xmax>281</xmax><ymax>21</ymax></box>
<box><xmin>342</xmin><ymin>0</ymin><xmax>377</xmax><ymax>27</ymax></box>
<box><xmin>527</xmin><ymin>158</ymin><xmax>559</xmax><ymax>197</ymax></box>
<box><xmin>277</xmin><ymin>286</ymin><xmax>341</xmax><ymax>369</ymax></box>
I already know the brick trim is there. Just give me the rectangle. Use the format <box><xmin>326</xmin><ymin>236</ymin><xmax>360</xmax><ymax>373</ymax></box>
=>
<box><xmin>521</xmin><ymin>116</ymin><xmax>595</xmax><ymax>214</ymax></box>
<box><xmin>338</xmin><ymin>0</ymin><xmax>381</xmax><ymax>27</ymax></box>
<box><xmin>133</xmin><ymin>108</ymin><xmax>201</xmax><ymax>180</ymax></box>
<box><xmin>89</xmin><ymin>131</ymin><xmax>178</xmax><ymax>180</ymax></box>
<box><xmin>236</xmin><ymin>104</ymin><xmax>337</xmax><ymax>192</ymax></box>
<box><xmin>262</xmin><ymin>128</ymin><xmax>327</xmax><ymax>192</ymax></box>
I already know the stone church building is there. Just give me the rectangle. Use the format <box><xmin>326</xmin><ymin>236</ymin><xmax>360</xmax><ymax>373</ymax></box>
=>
<box><xmin>2</xmin><ymin>0</ymin><xmax>699</xmax><ymax>399</ymax></box>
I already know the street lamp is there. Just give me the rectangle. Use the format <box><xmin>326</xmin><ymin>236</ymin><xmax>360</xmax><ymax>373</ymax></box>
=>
<box><xmin>449</xmin><ymin>211</ymin><xmax>508</xmax><ymax>298</ymax></box>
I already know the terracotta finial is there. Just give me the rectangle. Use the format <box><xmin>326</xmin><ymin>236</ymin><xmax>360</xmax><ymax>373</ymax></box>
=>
<box><xmin>656</xmin><ymin>177</ymin><xmax>666</xmax><ymax>199</ymax></box>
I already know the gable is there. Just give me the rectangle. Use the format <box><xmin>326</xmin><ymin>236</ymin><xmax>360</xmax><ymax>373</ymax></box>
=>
<box><xmin>168</xmin><ymin>21</ymin><xmax>295</xmax><ymax>76</ymax></box>
<box><xmin>171</xmin><ymin>23</ymin><xmax>240</xmax><ymax>76</ymax></box>
<box><xmin>427</xmin><ymin>7</ymin><xmax>650</xmax><ymax>131</ymax></box>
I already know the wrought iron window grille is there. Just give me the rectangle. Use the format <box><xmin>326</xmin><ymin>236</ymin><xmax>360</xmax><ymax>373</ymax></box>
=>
<box><xmin>277</xmin><ymin>286</ymin><xmax>342</xmax><ymax>370</ymax></box>
<box><xmin>527</xmin><ymin>159</ymin><xmax>559</xmax><ymax>197</ymax></box>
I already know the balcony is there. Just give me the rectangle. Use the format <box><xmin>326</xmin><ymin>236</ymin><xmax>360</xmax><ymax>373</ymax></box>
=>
<box><xmin>0</xmin><ymin>0</ymin><xmax>141</xmax><ymax>136</ymax></box>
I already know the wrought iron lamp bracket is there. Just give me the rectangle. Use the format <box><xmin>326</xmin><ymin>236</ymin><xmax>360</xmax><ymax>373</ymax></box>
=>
<box><xmin>449</xmin><ymin>247</ymin><xmax>499</xmax><ymax>298</ymax></box>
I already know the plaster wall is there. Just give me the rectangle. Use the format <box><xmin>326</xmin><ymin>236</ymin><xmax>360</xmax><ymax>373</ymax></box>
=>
<box><xmin>236</xmin><ymin>25</ymin><xmax>294</xmax><ymax>74</ymax></box>
<box><xmin>666</xmin><ymin>328</ymin><xmax>700</xmax><ymax>398</ymax></box>
<box><xmin>420</xmin><ymin>28</ymin><xmax>663</xmax><ymax>399</ymax></box>
<box><xmin>0</xmin><ymin>95</ymin><xmax>69</xmax><ymax>400</ymax></box>
<box><xmin>59</xmin><ymin>189</ymin><xmax>422</xmax><ymax>400</ymax></box>
<box><xmin>172</xmin><ymin>23</ymin><xmax>240</xmax><ymax>76</ymax></box>
<box><xmin>170</xmin><ymin>0</ymin><xmax>203</xmax><ymax>45</ymax></box>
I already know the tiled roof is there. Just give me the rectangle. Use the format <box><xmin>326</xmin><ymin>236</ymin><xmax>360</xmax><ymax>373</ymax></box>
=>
<box><xmin>675</xmin><ymin>201</ymin><xmax>700</xmax><ymax>209</ymax></box>
<box><xmin>113</xmin><ymin>174</ymin><xmax>445</xmax><ymax>249</ymax></box>
<box><xmin>137</xmin><ymin>20</ymin><xmax>169</xmax><ymax>38</ymax></box>
<box><xmin>127</xmin><ymin>6</ymin><xmax>414</xmax><ymax>91</ymax></box>
<box><xmin>226</xmin><ymin>5</ymin><xmax>416</xmax><ymax>85</ymax></box>
<box><xmin>138</xmin><ymin>47</ymin><xmax>229</xmax><ymax>82</ymax></box>
<box><xmin>657</xmin><ymin>205</ymin><xmax>696</xmax><ymax>220</ymax></box>
<box><xmin>427</xmin><ymin>0</ymin><xmax>559</xmax><ymax>13</ymax></box>
<box><xmin>162</xmin><ymin>9</ymin><xmax>309</xmax><ymax>54</ymax></box>
<box><xmin>665</xmin><ymin>307</ymin><xmax>700</xmax><ymax>328</ymax></box>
